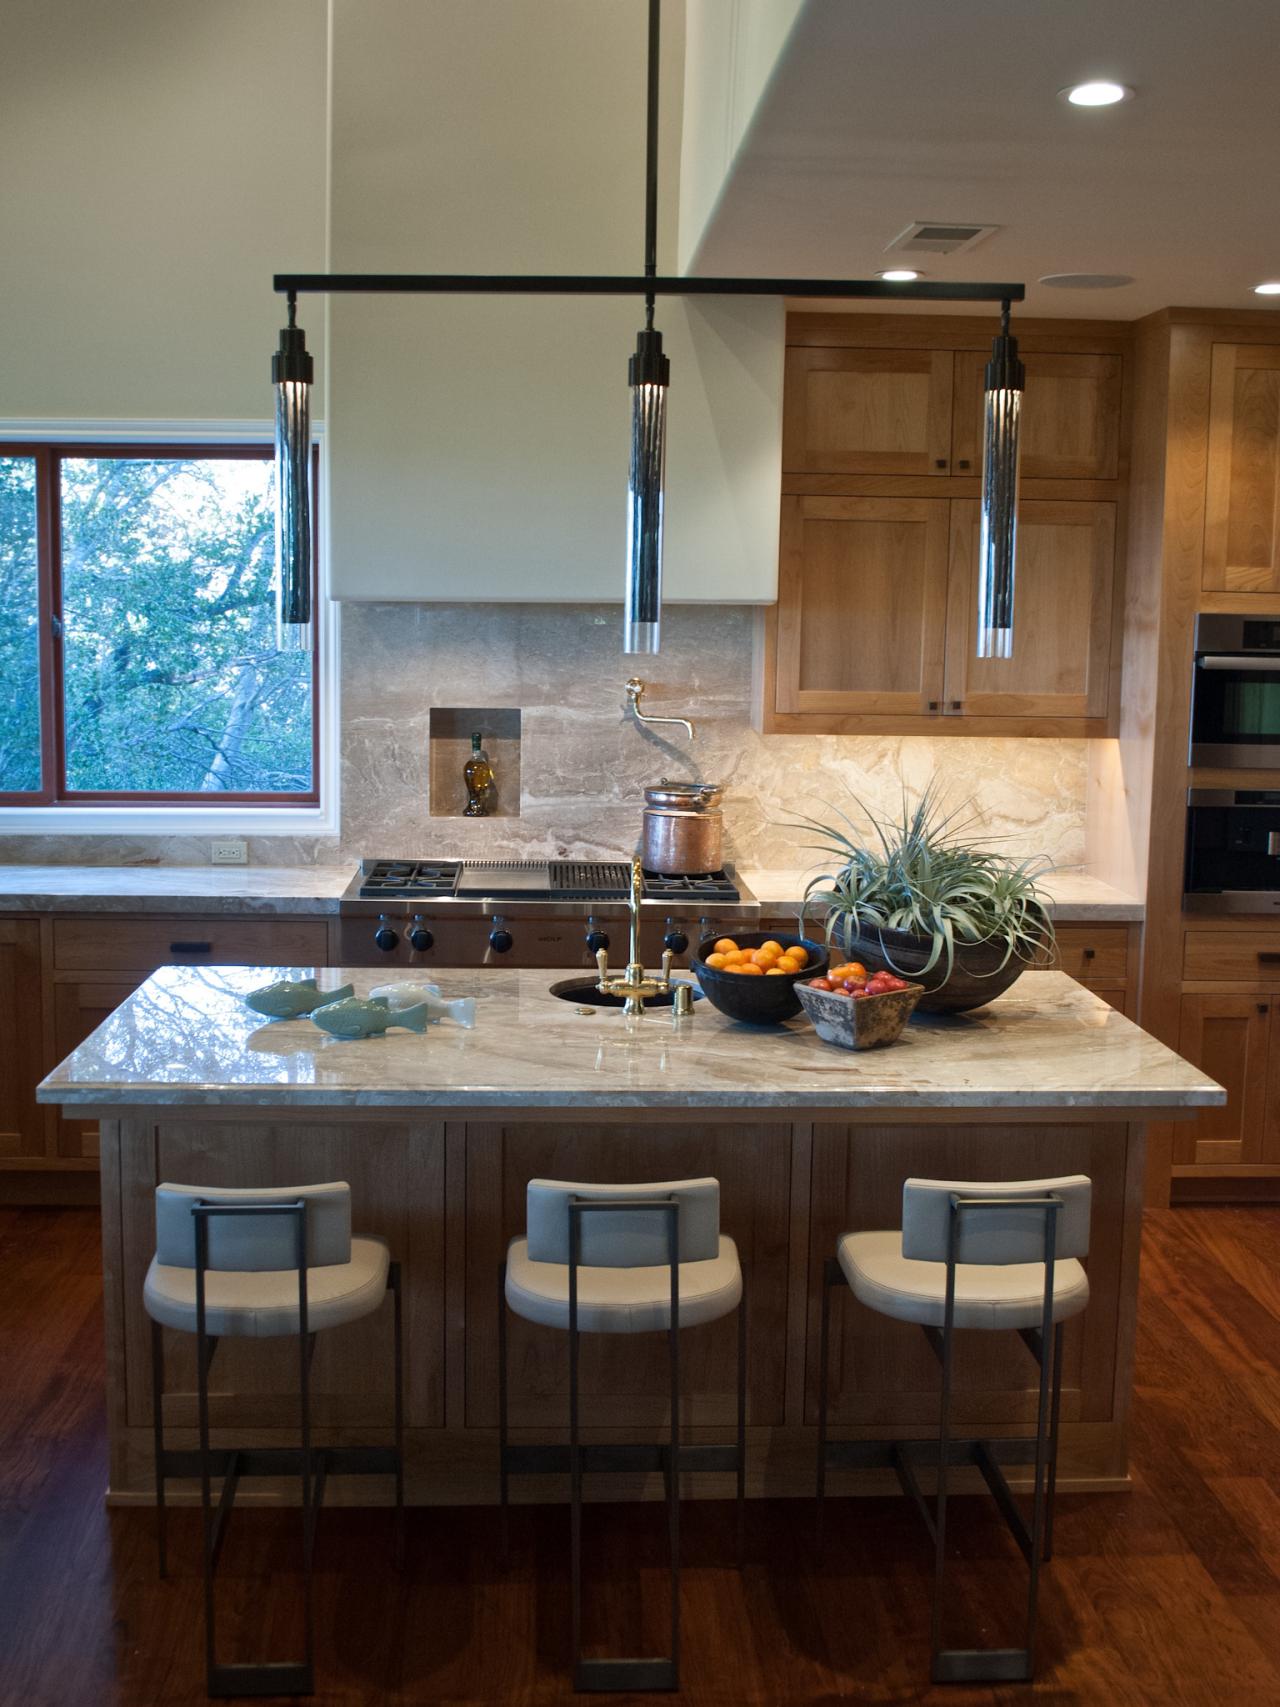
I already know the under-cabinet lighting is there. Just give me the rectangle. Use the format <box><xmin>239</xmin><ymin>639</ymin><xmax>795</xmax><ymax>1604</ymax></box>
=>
<box><xmin>1060</xmin><ymin>81</ymin><xmax>1133</xmax><ymax>106</ymax></box>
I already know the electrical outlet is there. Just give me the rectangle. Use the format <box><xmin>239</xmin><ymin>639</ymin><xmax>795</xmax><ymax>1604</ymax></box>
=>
<box><xmin>211</xmin><ymin>839</ymin><xmax>248</xmax><ymax>866</ymax></box>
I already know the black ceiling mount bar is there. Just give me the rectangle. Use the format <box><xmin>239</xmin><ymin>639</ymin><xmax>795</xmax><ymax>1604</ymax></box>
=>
<box><xmin>273</xmin><ymin>273</ymin><xmax>1025</xmax><ymax>303</ymax></box>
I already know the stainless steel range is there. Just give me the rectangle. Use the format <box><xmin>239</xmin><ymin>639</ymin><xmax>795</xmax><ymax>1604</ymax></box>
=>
<box><xmin>337</xmin><ymin>858</ymin><xmax>761</xmax><ymax>967</ymax></box>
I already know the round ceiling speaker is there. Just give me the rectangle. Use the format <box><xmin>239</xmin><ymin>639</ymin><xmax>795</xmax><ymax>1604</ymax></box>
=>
<box><xmin>1039</xmin><ymin>273</ymin><xmax>1135</xmax><ymax>290</ymax></box>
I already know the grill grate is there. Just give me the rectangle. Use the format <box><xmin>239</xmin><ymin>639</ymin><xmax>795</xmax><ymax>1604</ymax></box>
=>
<box><xmin>551</xmin><ymin>861</ymin><xmax>631</xmax><ymax>899</ymax></box>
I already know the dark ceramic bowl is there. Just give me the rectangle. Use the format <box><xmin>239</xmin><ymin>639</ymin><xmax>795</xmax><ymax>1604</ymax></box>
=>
<box><xmin>690</xmin><ymin>931</ymin><xmax>829</xmax><ymax>1026</ymax></box>
<box><xmin>825</xmin><ymin>916</ymin><xmax>1046</xmax><ymax>1014</ymax></box>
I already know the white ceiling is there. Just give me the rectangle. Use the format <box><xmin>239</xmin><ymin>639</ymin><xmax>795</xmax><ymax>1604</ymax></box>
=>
<box><xmin>685</xmin><ymin>0</ymin><xmax>1280</xmax><ymax>318</ymax></box>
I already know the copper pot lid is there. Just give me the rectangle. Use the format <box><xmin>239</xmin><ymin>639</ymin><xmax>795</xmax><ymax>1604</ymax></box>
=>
<box><xmin>644</xmin><ymin>778</ymin><xmax>724</xmax><ymax>811</ymax></box>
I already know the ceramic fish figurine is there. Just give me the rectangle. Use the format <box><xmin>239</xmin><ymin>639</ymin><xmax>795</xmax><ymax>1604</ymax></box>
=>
<box><xmin>309</xmin><ymin>995</ymin><xmax>430</xmax><ymax>1039</ymax></box>
<box><xmin>370</xmin><ymin>982</ymin><xmax>476</xmax><ymax>1030</ymax></box>
<box><xmin>245</xmin><ymin>977</ymin><xmax>354</xmax><ymax>1020</ymax></box>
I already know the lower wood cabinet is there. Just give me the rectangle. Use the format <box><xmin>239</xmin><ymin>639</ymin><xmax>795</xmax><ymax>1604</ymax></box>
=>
<box><xmin>1174</xmin><ymin>992</ymin><xmax>1279</xmax><ymax>1171</ymax></box>
<box><xmin>0</xmin><ymin>920</ymin><xmax>48</xmax><ymax>1164</ymax></box>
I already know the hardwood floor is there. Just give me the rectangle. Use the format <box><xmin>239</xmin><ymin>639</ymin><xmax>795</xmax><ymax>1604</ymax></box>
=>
<box><xmin>1</xmin><ymin>1205</ymin><xmax>1278</xmax><ymax>1704</ymax></box>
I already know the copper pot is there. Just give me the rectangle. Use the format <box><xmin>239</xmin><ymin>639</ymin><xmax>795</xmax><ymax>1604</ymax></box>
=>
<box><xmin>641</xmin><ymin>779</ymin><xmax>725</xmax><ymax>874</ymax></box>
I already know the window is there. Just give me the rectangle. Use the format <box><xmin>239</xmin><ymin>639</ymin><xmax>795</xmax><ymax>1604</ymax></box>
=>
<box><xmin>0</xmin><ymin>445</ymin><xmax>317</xmax><ymax>806</ymax></box>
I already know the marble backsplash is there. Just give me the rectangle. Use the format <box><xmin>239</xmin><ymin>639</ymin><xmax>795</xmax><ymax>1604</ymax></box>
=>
<box><xmin>0</xmin><ymin>604</ymin><xmax>1088</xmax><ymax>874</ymax></box>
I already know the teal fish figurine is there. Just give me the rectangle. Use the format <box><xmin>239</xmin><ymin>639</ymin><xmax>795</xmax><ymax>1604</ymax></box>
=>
<box><xmin>310</xmin><ymin>995</ymin><xmax>430</xmax><ymax>1039</ymax></box>
<box><xmin>245</xmin><ymin>977</ymin><xmax>354</xmax><ymax>1020</ymax></box>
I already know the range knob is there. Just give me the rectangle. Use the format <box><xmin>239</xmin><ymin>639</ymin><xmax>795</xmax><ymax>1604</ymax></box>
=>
<box><xmin>585</xmin><ymin>917</ymin><xmax>610</xmax><ymax>955</ymax></box>
<box><xmin>407</xmin><ymin>918</ymin><xmax>433</xmax><ymax>953</ymax></box>
<box><xmin>662</xmin><ymin>917</ymin><xmax>689</xmax><ymax>954</ymax></box>
<box><xmin>374</xmin><ymin>914</ymin><xmax>399</xmax><ymax>953</ymax></box>
<box><xmin>489</xmin><ymin>916</ymin><xmax>514</xmax><ymax>954</ymax></box>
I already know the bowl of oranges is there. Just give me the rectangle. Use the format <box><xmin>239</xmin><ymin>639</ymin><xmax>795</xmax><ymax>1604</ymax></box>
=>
<box><xmin>690</xmin><ymin>932</ymin><xmax>829</xmax><ymax>1025</ymax></box>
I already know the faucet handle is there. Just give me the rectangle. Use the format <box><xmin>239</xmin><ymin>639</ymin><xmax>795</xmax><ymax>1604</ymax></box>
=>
<box><xmin>595</xmin><ymin>945</ymin><xmax>609</xmax><ymax>983</ymax></box>
<box><xmin>660</xmin><ymin>946</ymin><xmax>674</xmax><ymax>985</ymax></box>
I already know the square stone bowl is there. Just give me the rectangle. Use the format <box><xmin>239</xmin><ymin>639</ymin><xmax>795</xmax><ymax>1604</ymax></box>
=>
<box><xmin>794</xmin><ymin>978</ymin><xmax>925</xmax><ymax>1050</ymax></box>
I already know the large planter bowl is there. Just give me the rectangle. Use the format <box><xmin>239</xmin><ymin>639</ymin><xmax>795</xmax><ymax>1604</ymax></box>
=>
<box><xmin>824</xmin><ymin>917</ymin><xmax>1046</xmax><ymax>1014</ymax></box>
<box><xmin>691</xmin><ymin>932</ymin><xmax>829</xmax><ymax>1026</ymax></box>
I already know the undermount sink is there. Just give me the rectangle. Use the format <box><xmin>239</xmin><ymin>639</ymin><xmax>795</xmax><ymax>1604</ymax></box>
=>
<box><xmin>548</xmin><ymin>977</ymin><xmax>702</xmax><ymax>1009</ymax></box>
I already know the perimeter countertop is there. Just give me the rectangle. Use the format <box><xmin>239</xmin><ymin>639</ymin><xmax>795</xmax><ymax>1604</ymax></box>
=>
<box><xmin>0</xmin><ymin>864</ymin><xmax>1143</xmax><ymax>921</ymax></box>
<box><xmin>38</xmin><ymin>964</ymin><xmax>1217</xmax><ymax>1113</ymax></box>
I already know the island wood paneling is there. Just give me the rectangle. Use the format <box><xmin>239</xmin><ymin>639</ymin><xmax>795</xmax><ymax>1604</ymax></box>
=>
<box><xmin>464</xmin><ymin>1121</ymin><xmax>791</xmax><ymax>1432</ymax></box>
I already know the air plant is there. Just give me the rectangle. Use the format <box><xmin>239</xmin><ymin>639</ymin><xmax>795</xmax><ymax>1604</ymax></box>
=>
<box><xmin>791</xmin><ymin>784</ymin><xmax>1054</xmax><ymax>981</ymax></box>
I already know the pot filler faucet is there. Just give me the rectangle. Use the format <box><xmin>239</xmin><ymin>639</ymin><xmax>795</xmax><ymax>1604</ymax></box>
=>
<box><xmin>626</xmin><ymin>677</ymin><xmax>694</xmax><ymax>741</ymax></box>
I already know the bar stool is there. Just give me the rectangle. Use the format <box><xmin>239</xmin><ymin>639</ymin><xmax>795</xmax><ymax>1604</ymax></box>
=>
<box><xmin>144</xmin><ymin>1181</ymin><xmax>404</xmax><ymax>1699</ymax></box>
<box><xmin>817</xmin><ymin>1173</ymin><xmax>1091</xmax><ymax>1685</ymax></box>
<box><xmin>499</xmin><ymin>1176</ymin><xmax>747</xmax><ymax>1693</ymax></box>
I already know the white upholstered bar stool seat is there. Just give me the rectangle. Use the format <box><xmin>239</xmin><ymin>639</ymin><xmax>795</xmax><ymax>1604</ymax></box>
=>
<box><xmin>505</xmin><ymin>1233</ymin><xmax>741</xmax><ymax>1333</ymax></box>
<box><xmin>837</xmin><ymin>1231</ymin><xmax>1089</xmax><ymax>1331</ymax></box>
<box><xmin>144</xmin><ymin>1236</ymin><xmax>390</xmax><ymax>1338</ymax></box>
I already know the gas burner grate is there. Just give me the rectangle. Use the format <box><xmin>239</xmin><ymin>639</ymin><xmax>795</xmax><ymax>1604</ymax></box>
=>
<box><xmin>550</xmin><ymin>861</ymin><xmax>631</xmax><ymax>899</ymax></box>
<box><xmin>642</xmin><ymin>868</ymin><xmax>742</xmax><ymax>901</ymax></box>
<box><xmin>358</xmin><ymin>859</ymin><xmax>460</xmax><ymax>899</ymax></box>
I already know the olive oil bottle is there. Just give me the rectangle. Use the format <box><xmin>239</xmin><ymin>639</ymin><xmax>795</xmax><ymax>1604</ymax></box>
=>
<box><xmin>463</xmin><ymin>730</ymin><xmax>495</xmax><ymax>816</ymax></box>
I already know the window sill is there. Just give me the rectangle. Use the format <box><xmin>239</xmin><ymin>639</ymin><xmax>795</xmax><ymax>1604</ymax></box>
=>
<box><xmin>0</xmin><ymin>802</ymin><xmax>338</xmax><ymax>836</ymax></box>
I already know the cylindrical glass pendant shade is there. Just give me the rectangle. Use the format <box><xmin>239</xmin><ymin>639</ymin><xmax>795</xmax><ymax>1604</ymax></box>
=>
<box><xmin>624</xmin><ymin>324</ymin><xmax>669</xmax><ymax>656</ymax></box>
<box><xmin>272</xmin><ymin>313</ymin><xmax>314</xmax><ymax>653</ymax></box>
<box><xmin>976</xmin><ymin>316</ymin><xmax>1025</xmax><ymax>659</ymax></box>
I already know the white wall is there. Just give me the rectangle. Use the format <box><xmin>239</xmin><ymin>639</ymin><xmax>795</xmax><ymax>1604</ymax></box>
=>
<box><xmin>677</xmin><ymin>0</ymin><xmax>806</xmax><ymax>272</ymax></box>
<box><xmin>326</xmin><ymin>0</ymin><xmax>784</xmax><ymax>604</ymax></box>
<box><xmin>0</xmin><ymin>0</ymin><xmax>328</xmax><ymax>421</ymax></box>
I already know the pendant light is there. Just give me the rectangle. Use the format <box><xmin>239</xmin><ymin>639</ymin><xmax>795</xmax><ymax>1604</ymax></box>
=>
<box><xmin>272</xmin><ymin>291</ymin><xmax>314</xmax><ymax>651</ymax></box>
<box><xmin>623</xmin><ymin>0</ymin><xmax>668</xmax><ymax>656</ymax></box>
<box><xmin>976</xmin><ymin>299</ymin><xmax>1025</xmax><ymax>659</ymax></box>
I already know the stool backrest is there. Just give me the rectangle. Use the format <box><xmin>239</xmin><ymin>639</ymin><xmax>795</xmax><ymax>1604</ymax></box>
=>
<box><xmin>526</xmin><ymin>1177</ymin><xmax>720</xmax><ymax>1268</ymax></box>
<box><xmin>154</xmin><ymin>1181</ymin><xmax>352</xmax><ymax>1272</ymax></box>
<box><xmin>902</xmin><ymin>1174</ymin><xmax>1091</xmax><ymax>1265</ymax></box>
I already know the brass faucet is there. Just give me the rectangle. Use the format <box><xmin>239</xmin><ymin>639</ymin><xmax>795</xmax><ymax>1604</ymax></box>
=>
<box><xmin>595</xmin><ymin>853</ymin><xmax>677</xmax><ymax>1017</ymax></box>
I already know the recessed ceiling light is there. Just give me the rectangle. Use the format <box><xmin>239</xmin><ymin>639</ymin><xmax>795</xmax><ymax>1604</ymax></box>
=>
<box><xmin>1060</xmin><ymin>80</ymin><xmax>1133</xmax><ymax>107</ymax></box>
<box><xmin>1254</xmin><ymin>282</ymin><xmax>1280</xmax><ymax>297</ymax></box>
<box><xmin>878</xmin><ymin>268</ymin><xmax>922</xmax><ymax>282</ymax></box>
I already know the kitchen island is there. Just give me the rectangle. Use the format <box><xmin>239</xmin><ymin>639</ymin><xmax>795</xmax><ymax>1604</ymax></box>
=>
<box><xmin>39</xmin><ymin>964</ymin><xmax>1220</xmax><ymax>1507</ymax></box>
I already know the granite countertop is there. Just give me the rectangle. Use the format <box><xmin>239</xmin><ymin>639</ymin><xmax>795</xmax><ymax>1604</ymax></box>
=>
<box><xmin>38</xmin><ymin>964</ymin><xmax>1219</xmax><ymax>1113</ymax></box>
<box><xmin>0</xmin><ymin>865</ymin><xmax>354</xmax><ymax>914</ymax></box>
<box><xmin>0</xmin><ymin>863</ymin><xmax>1143</xmax><ymax>920</ymax></box>
<box><xmin>739</xmin><ymin>868</ymin><xmax>1145</xmax><ymax>922</ymax></box>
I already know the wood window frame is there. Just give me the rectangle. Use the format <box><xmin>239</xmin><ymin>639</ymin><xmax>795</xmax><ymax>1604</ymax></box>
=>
<box><xmin>0</xmin><ymin>441</ymin><xmax>320</xmax><ymax>809</ymax></box>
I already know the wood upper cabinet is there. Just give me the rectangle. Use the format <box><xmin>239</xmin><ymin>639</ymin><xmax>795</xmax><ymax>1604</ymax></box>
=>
<box><xmin>944</xmin><ymin>500</ymin><xmax>1116</xmax><ymax>718</ymax></box>
<box><xmin>1203</xmin><ymin>343</ymin><xmax>1280</xmax><ymax>594</ymax></box>
<box><xmin>0</xmin><ymin>921</ymin><xmax>48</xmax><ymax>1163</ymax></box>
<box><xmin>775</xmin><ymin>495</ymin><xmax>950</xmax><ymax>715</ymax></box>
<box><xmin>783</xmin><ymin>348</ymin><xmax>954</xmax><ymax>476</ymax></box>
<box><xmin>952</xmin><ymin>351</ymin><xmax>1123</xmax><ymax>480</ymax></box>
<box><xmin>1175</xmin><ymin>992</ymin><xmax>1277</xmax><ymax>1169</ymax></box>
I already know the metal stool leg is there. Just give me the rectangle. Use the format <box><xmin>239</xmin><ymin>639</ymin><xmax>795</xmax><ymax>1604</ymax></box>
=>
<box><xmin>735</xmin><ymin>1276</ymin><xmax>747</xmax><ymax>1566</ymax></box>
<box><xmin>391</xmin><ymin>1262</ymin><xmax>406</xmax><ymax>1569</ymax></box>
<box><xmin>928</xmin><ymin>1277</ymin><xmax>957</xmax><ymax>1681</ymax></box>
<box><xmin>498</xmin><ymin>1261</ymin><xmax>510</xmax><ymax>1561</ymax></box>
<box><xmin>150</xmin><ymin>1318</ymin><xmax>167</xmax><ymax>1578</ymax></box>
<box><xmin>1043</xmin><ymin>1322</ymin><xmax>1065</xmax><ymax>1562</ymax></box>
<box><xmin>815</xmin><ymin>1256</ymin><xmax>838</xmax><ymax>1546</ymax></box>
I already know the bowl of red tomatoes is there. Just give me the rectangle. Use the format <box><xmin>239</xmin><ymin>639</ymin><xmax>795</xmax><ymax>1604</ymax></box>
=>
<box><xmin>795</xmin><ymin>958</ymin><xmax>924</xmax><ymax>1050</ymax></box>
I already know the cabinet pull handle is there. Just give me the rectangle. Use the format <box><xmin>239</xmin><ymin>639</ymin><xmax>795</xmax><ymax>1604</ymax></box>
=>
<box><xmin>934</xmin><ymin>459</ymin><xmax>948</xmax><ymax>469</ymax></box>
<box><xmin>928</xmin><ymin>700</ymin><xmax>940</xmax><ymax>711</ymax></box>
<box><xmin>957</xmin><ymin>458</ymin><xmax>971</xmax><ymax>470</ymax></box>
<box><xmin>949</xmin><ymin>700</ymin><xmax>963</xmax><ymax>712</ymax></box>
<box><xmin>169</xmin><ymin>940</ymin><xmax>213</xmax><ymax>954</ymax></box>
<box><xmin>1083</xmin><ymin>947</ymin><xmax>1096</xmax><ymax>959</ymax></box>
<box><xmin>1257</xmin><ymin>951</ymin><xmax>1280</xmax><ymax>962</ymax></box>
<box><xmin>1259</xmin><ymin>1003</ymin><xmax>1270</xmax><ymax>1015</ymax></box>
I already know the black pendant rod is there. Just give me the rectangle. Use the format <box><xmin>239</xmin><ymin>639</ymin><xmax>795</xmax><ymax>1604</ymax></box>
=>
<box><xmin>643</xmin><ymin>0</ymin><xmax>660</xmax><ymax>325</ymax></box>
<box><xmin>273</xmin><ymin>272</ymin><xmax>1024</xmax><ymax>302</ymax></box>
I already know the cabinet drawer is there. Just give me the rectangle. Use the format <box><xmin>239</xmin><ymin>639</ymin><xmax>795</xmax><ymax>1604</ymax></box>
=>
<box><xmin>1182</xmin><ymin>931</ymin><xmax>1280</xmax><ymax>983</ymax></box>
<box><xmin>1039</xmin><ymin>924</ymin><xmax>1130</xmax><ymax>984</ymax></box>
<box><xmin>53</xmin><ymin>916</ymin><xmax>329</xmax><ymax>974</ymax></box>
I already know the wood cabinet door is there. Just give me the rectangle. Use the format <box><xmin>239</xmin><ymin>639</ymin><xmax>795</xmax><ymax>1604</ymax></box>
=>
<box><xmin>952</xmin><ymin>351</ymin><xmax>1123</xmax><ymax>481</ymax></box>
<box><xmin>783</xmin><ymin>347</ymin><xmax>954</xmax><ymax>475</ymax></box>
<box><xmin>775</xmin><ymin>495</ymin><xmax>949</xmax><ymax>716</ymax></box>
<box><xmin>943</xmin><ymin>499</ymin><xmax>1115</xmax><ymax>719</ymax></box>
<box><xmin>51</xmin><ymin>980</ymin><xmax>141</xmax><ymax>1159</ymax></box>
<box><xmin>0</xmin><ymin>921</ymin><xmax>48</xmax><ymax>1163</ymax></box>
<box><xmin>1203</xmin><ymin>344</ymin><xmax>1280</xmax><ymax>593</ymax></box>
<box><xmin>1175</xmin><ymin>992</ymin><xmax>1271</xmax><ymax>1168</ymax></box>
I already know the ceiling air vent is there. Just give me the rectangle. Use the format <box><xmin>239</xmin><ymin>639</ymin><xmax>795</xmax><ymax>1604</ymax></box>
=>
<box><xmin>886</xmin><ymin>221</ymin><xmax>1000</xmax><ymax>256</ymax></box>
